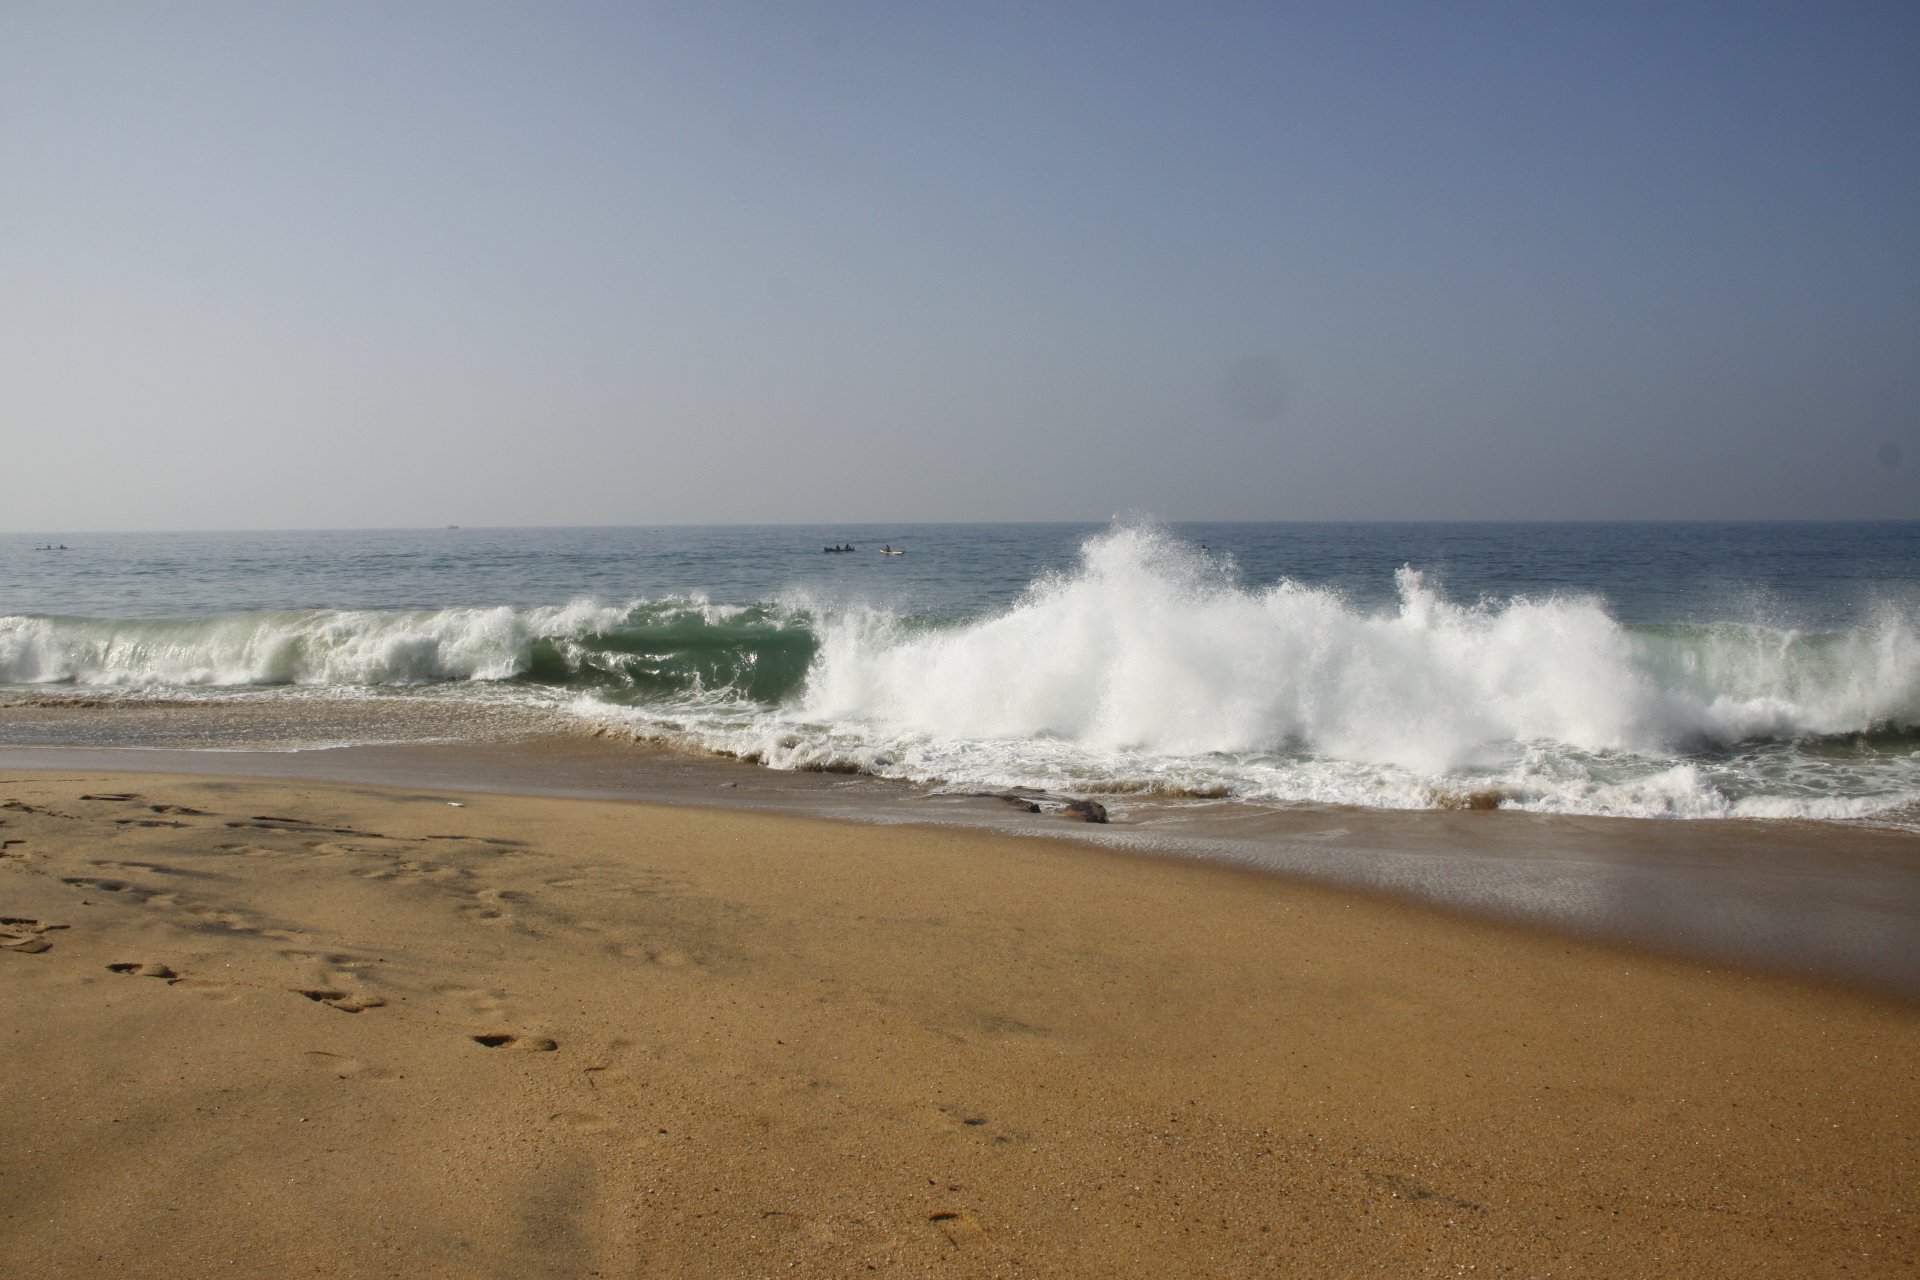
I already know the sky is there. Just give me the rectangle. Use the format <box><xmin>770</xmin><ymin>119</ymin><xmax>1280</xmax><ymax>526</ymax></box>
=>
<box><xmin>2</xmin><ymin>1</ymin><xmax>1917</xmax><ymax>530</ymax></box>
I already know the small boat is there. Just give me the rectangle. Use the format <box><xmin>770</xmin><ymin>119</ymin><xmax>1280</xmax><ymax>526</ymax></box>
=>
<box><xmin>880</xmin><ymin>545</ymin><xmax>904</xmax><ymax>556</ymax></box>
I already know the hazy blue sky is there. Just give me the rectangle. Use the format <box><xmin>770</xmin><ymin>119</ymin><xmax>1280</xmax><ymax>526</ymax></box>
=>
<box><xmin>3</xmin><ymin>1</ymin><xmax>1916</xmax><ymax>529</ymax></box>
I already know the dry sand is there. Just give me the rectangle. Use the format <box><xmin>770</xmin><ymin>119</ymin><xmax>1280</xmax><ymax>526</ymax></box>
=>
<box><xmin>1</xmin><ymin>770</ymin><xmax>1914</xmax><ymax>1277</ymax></box>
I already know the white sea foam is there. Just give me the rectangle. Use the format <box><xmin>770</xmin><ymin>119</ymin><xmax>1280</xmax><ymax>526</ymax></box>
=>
<box><xmin>0</xmin><ymin>600</ymin><xmax>633</xmax><ymax>687</ymax></box>
<box><xmin>549</xmin><ymin>528</ymin><xmax>1918</xmax><ymax>824</ymax></box>
<box><xmin>6</xmin><ymin>526</ymin><xmax>1917</xmax><ymax>823</ymax></box>
<box><xmin>795</xmin><ymin>526</ymin><xmax>1917</xmax><ymax>768</ymax></box>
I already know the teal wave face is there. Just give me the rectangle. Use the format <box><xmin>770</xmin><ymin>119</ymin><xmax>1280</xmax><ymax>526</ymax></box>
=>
<box><xmin>522</xmin><ymin>604</ymin><xmax>819</xmax><ymax>703</ymax></box>
<box><xmin>0</xmin><ymin>601</ymin><xmax>826</xmax><ymax>702</ymax></box>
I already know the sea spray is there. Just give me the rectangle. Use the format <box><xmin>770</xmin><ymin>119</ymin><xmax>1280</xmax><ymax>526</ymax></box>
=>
<box><xmin>1627</xmin><ymin>614</ymin><xmax>1920</xmax><ymax>744</ymax></box>
<box><xmin>772</xmin><ymin>526</ymin><xmax>1919</xmax><ymax>819</ymax></box>
<box><xmin>795</xmin><ymin>527</ymin><xmax>1910</xmax><ymax>768</ymax></box>
<box><xmin>4</xmin><ymin>524</ymin><xmax>1916</xmax><ymax>822</ymax></box>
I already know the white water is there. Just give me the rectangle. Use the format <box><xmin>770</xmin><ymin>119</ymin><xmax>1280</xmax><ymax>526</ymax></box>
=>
<box><xmin>0</xmin><ymin>600</ymin><xmax>675</xmax><ymax>687</ymax></box>
<box><xmin>796</xmin><ymin>529</ymin><xmax>1915</xmax><ymax>755</ymax></box>
<box><xmin>6</xmin><ymin>527</ymin><xmax>1918</xmax><ymax>823</ymax></box>
<box><xmin>646</xmin><ymin>528</ymin><xmax>1920</xmax><ymax>822</ymax></box>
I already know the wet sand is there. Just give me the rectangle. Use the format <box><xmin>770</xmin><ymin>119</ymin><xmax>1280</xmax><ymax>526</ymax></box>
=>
<box><xmin>2</xmin><ymin>769</ymin><xmax>1916</xmax><ymax>1277</ymax></box>
<box><xmin>8</xmin><ymin>725</ymin><xmax>1919</xmax><ymax>998</ymax></box>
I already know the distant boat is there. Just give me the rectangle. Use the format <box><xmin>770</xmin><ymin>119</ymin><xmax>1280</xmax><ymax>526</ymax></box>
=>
<box><xmin>880</xmin><ymin>545</ymin><xmax>904</xmax><ymax>556</ymax></box>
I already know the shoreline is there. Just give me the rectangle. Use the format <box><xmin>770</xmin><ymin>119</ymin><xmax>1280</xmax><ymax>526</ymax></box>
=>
<box><xmin>4</xmin><ymin>730</ymin><xmax>1918</xmax><ymax>1001</ymax></box>
<box><xmin>1</xmin><ymin>767</ymin><xmax>1915</xmax><ymax>1276</ymax></box>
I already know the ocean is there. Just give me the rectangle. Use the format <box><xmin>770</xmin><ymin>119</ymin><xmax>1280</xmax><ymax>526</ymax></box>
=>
<box><xmin>4</xmin><ymin>521</ymin><xmax>1918</xmax><ymax>828</ymax></box>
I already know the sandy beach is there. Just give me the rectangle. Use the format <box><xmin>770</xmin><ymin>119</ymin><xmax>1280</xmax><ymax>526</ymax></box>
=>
<box><xmin>9</xmin><ymin>0</ymin><xmax>1919</xmax><ymax>1268</ymax></box>
<box><xmin>0</xmin><ymin>769</ymin><xmax>1913</xmax><ymax>1277</ymax></box>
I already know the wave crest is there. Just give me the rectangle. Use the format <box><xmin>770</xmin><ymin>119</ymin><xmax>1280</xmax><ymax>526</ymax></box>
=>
<box><xmin>5</xmin><ymin>525</ymin><xmax>1915</xmax><ymax>822</ymax></box>
<box><xmin>0</xmin><ymin>599</ymin><xmax>817</xmax><ymax>700</ymax></box>
<box><xmin>799</xmin><ymin>526</ymin><xmax>1918</xmax><ymax>773</ymax></box>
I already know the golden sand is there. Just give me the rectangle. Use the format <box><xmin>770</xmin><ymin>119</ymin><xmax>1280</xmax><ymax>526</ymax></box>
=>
<box><xmin>1</xmin><ymin>772</ymin><xmax>1914</xmax><ymax>1277</ymax></box>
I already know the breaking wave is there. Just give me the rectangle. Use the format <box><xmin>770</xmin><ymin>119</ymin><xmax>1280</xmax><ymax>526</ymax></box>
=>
<box><xmin>5</xmin><ymin>526</ymin><xmax>1917</xmax><ymax>822</ymax></box>
<box><xmin>799</xmin><ymin>528</ymin><xmax>1919</xmax><ymax>767</ymax></box>
<box><xmin>0</xmin><ymin>599</ymin><xmax>817</xmax><ymax>701</ymax></box>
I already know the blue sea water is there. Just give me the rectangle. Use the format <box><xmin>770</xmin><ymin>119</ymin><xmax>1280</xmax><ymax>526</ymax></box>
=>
<box><xmin>4</xmin><ymin>522</ymin><xmax>1918</xmax><ymax>824</ymax></box>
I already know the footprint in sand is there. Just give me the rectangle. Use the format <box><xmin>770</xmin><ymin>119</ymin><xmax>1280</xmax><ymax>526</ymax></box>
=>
<box><xmin>62</xmin><ymin>875</ymin><xmax>279</xmax><ymax>937</ymax></box>
<box><xmin>280</xmin><ymin>950</ymin><xmax>386</xmax><ymax>1004</ymax></box>
<box><xmin>61</xmin><ymin>876</ymin><xmax>180</xmax><ymax>909</ymax></box>
<box><xmin>471</xmin><ymin>1032</ymin><xmax>559</xmax><ymax>1052</ymax></box>
<box><xmin>107</xmin><ymin>961</ymin><xmax>180</xmax><ymax>981</ymax></box>
<box><xmin>294</xmin><ymin>987</ymin><xmax>388</xmax><ymax>1013</ymax></box>
<box><xmin>61</xmin><ymin>875</ymin><xmax>136</xmax><ymax>895</ymax></box>
<box><xmin>0</xmin><ymin>916</ymin><xmax>67</xmax><ymax>954</ymax></box>
<box><xmin>106</xmin><ymin>961</ymin><xmax>232</xmax><ymax>1000</ymax></box>
<box><xmin>458</xmin><ymin>887</ymin><xmax>524</xmax><ymax>926</ymax></box>
<box><xmin>79</xmin><ymin>793</ymin><xmax>143</xmax><ymax>803</ymax></box>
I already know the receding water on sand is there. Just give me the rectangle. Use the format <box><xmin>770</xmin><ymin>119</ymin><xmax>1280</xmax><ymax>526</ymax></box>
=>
<box><xmin>4</xmin><ymin>702</ymin><xmax>1916</xmax><ymax>1000</ymax></box>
